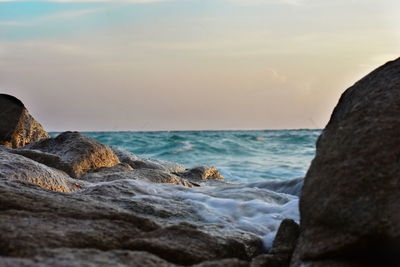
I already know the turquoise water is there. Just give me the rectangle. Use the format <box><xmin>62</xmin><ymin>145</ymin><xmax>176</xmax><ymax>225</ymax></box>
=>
<box><xmin>82</xmin><ymin>129</ymin><xmax>320</xmax><ymax>182</ymax></box>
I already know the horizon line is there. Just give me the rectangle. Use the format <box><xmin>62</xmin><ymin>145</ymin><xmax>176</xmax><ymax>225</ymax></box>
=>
<box><xmin>48</xmin><ymin>128</ymin><xmax>323</xmax><ymax>133</ymax></box>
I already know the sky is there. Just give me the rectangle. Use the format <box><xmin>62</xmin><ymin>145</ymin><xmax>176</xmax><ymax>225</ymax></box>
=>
<box><xmin>0</xmin><ymin>0</ymin><xmax>399</xmax><ymax>131</ymax></box>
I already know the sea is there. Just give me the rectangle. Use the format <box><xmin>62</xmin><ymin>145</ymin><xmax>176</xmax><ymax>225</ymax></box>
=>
<box><xmin>66</xmin><ymin>129</ymin><xmax>321</xmax><ymax>249</ymax></box>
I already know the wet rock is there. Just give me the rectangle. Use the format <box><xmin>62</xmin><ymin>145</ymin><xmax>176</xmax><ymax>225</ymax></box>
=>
<box><xmin>194</xmin><ymin>258</ymin><xmax>249</xmax><ymax>267</ymax></box>
<box><xmin>127</xmin><ymin>223</ymin><xmax>251</xmax><ymax>265</ymax></box>
<box><xmin>292</xmin><ymin>58</ymin><xmax>400</xmax><ymax>266</ymax></box>
<box><xmin>0</xmin><ymin>249</ymin><xmax>175</xmax><ymax>267</ymax></box>
<box><xmin>0</xmin><ymin>177</ymin><xmax>263</xmax><ymax>266</ymax></box>
<box><xmin>24</xmin><ymin>131</ymin><xmax>120</xmax><ymax>178</ymax></box>
<box><xmin>176</xmin><ymin>166</ymin><xmax>224</xmax><ymax>181</ymax></box>
<box><xmin>112</xmin><ymin>146</ymin><xmax>186</xmax><ymax>173</ymax></box>
<box><xmin>251</xmin><ymin>219</ymin><xmax>299</xmax><ymax>267</ymax></box>
<box><xmin>246</xmin><ymin>177</ymin><xmax>304</xmax><ymax>197</ymax></box>
<box><xmin>0</xmin><ymin>94</ymin><xmax>49</xmax><ymax>148</ymax></box>
<box><xmin>82</xmin><ymin>168</ymin><xmax>194</xmax><ymax>187</ymax></box>
<box><xmin>0</xmin><ymin>149</ymin><xmax>84</xmax><ymax>192</ymax></box>
<box><xmin>0</xmin><ymin>178</ymin><xmax>160</xmax><ymax>258</ymax></box>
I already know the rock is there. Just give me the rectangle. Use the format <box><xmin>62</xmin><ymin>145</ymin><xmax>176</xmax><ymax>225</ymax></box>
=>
<box><xmin>176</xmin><ymin>166</ymin><xmax>224</xmax><ymax>181</ymax></box>
<box><xmin>0</xmin><ymin>249</ymin><xmax>176</xmax><ymax>267</ymax></box>
<box><xmin>24</xmin><ymin>131</ymin><xmax>120</xmax><ymax>178</ymax></box>
<box><xmin>126</xmin><ymin>223</ymin><xmax>250</xmax><ymax>265</ymax></box>
<box><xmin>246</xmin><ymin>177</ymin><xmax>304</xmax><ymax>197</ymax></box>
<box><xmin>269</xmin><ymin>219</ymin><xmax>299</xmax><ymax>255</ymax></box>
<box><xmin>0</xmin><ymin>177</ymin><xmax>263</xmax><ymax>266</ymax></box>
<box><xmin>292</xmin><ymin>58</ymin><xmax>400</xmax><ymax>266</ymax></box>
<box><xmin>251</xmin><ymin>219</ymin><xmax>299</xmax><ymax>267</ymax></box>
<box><xmin>0</xmin><ymin>178</ymin><xmax>160</xmax><ymax>258</ymax></box>
<box><xmin>0</xmin><ymin>149</ymin><xmax>84</xmax><ymax>192</ymax></box>
<box><xmin>0</xmin><ymin>94</ymin><xmax>49</xmax><ymax>148</ymax></box>
<box><xmin>90</xmin><ymin>163</ymin><xmax>134</xmax><ymax>173</ymax></box>
<box><xmin>194</xmin><ymin>258</ymin><xmax>250</xmax><ymax>267</ymax></box>
<box><xmin>111</xmin><ymin>146</ymin><xmax>186</xmax><ymax>173</ymax></box>
<box><xmin>82</xmin><ymin>168</ymin><xmax>194</xmax><ymax>187</ymax></box>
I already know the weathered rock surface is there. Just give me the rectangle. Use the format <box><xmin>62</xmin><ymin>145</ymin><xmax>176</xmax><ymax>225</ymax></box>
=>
<box><xmin>82</xmin><ymin>168</ymin><xmax>194</xmax><ymax>187</ymax></box>
<box><xmin>24</xmin><ymin>131</ymin><xmax>120</xmax><ymax>178</ymax></box>
<box><xmin>194</xmin><ymin>258</ymin><xmax>250</xmax><ymax>267</ymax></box>
<box><xmin>90</xmin><ymin>163</ymin><xmax>134</xmax><ymax>173</ymax></box>
<box><xmin>0</xmin><ymin>149</ymin><xmax>84</xmax><ymax>192</ymax></box>
<box><xmin>0</xmin><ymin>94</ymin><xmax>49</xmax><ymax>148</ymax></box>
<box><xmin>177</xmin><ymin>166</ymin><xmax>224</xmax><ymax>181</ymax></box>
<box><xmin>292</xmin><ymin>58</ymin><xmax>400</xmax><ymax>266</ymax></box>
<box><xmin>112</xmin><ymin>146</ymin><xmax>186</xmax><ymax>173</ymax></box>
<box><xmin>0</xmin><ymin>249</ymin><xmax>175</xmax><ymax>267</ymax></box>
<box><xmin>251</xmin><ymin>219</ymin><xmax>299</xmax><ymax>267</ymax></box>
<box><xmin>0</xmin><ymin>177</ymin><xmax>263</xmax><ymax>266</ymax></box>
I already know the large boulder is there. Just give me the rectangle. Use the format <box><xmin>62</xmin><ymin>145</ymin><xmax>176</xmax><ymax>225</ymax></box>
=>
<box><xmin>292</xmin><ymin>58</ymin><xmax>400</xmax><ymax>266</ymax></box>
<box><xmin>0</xmin><ymin>94</ymin><xmax>49</xmax><ymax>148</ymax></box>
<box><xmin>0</xmin><ymin>148</ymin><xmax>84</xmax><ymax>192</ymax></box>
<box><xmin>23</xmin><ymin>131</ymin><xmax>120</xmax><ymax>178</ymax></box>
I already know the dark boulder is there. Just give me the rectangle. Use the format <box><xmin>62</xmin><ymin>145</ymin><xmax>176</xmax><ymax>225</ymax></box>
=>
<box><xmin>24</xmin><ymin>131</ymin><xmax>120</xmax><ymax>178</ymax></box>
<box><xmin>0</xmin><ymin>94</ymin><xmax>49</xmax><ymax>148</ymax></box>
<box><xmin>292</xmin><ymin>58</ymin><xmax>400</xmax><ymax>266</ymax></box>
<box><xmin>251</xmin><ymin>219</ymin><xmax>299</xmax><ymax>267</ymax></box>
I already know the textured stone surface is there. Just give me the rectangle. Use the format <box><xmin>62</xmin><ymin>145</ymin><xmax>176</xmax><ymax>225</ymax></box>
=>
<box><xmin>0</xmin><ymin>94</ymin><xmax>49</xmax><ymax>148</ymax></box>
<box><xmin>0</xmin><ymin>149</ymin><xmax>84</xmax><ymax>192</ymax></box>
<box><xmin>0</xmin><ymin>177</ymin><xmax>263</xmax><ymax>266</ymax></box>
<box><xmin>112</xmin><ymin>146</ymin><xmax>186</xmax><ymax>173</ymax></box>
<box><xmin>292</xmin><ymin>58</ymin><xmax>400</xmax><ymax>266</ymax></box>
<box><xmin>82</xmin><ymin>168</ymin><xmax>194</xmax><ymax>187</ymax></box>
<box><xmin>251</xmin><ymin>219</ymin><xmax>299</xmax><ymax>267</ymax></box>
<box><xmin>0</xmin><ymin>249</ymin><xmax>175</xmax><ymax>267</ymax></box>
<box><xmin>24</xmin><ymin>131</ymin><xmax>120</xmax><ymax>178</ymax></box>
<box><xmin>177</xmin><ymin>166</ymin><xmax>224</xmax><ymax>181</ymax></box>
<box><xmin>194</xmin><ymin>258</ymin><xmax>250</xmax><ymax>267</ymax></box>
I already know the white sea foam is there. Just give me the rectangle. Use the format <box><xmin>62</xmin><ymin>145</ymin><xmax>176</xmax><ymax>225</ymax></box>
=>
<box><xmin>129</xmin><ymin>178</ymin><xmax>300</xmax><ymax>250</ymax></box>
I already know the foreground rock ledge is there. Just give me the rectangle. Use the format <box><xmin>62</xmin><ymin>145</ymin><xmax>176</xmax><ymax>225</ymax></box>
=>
<box><xmin>292</xmin><ymin>58</ymin><xmax>400</xmax><ymax>266</ymax></box>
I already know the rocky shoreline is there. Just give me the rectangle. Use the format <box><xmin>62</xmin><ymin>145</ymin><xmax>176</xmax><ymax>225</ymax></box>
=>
<box><xmin>0</xmin><ymin>94</ymin><xmax>300</xmax><ymax>266</ymax></box>
<box><xmin>1</xmin><ymin>57</ymin><xmax>400</xmax><ymax>266</ymax></box>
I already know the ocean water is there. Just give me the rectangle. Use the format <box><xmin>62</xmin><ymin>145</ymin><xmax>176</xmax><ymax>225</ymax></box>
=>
<box><xmin>84</xmin><ymin>129</ymin><xmax>320</xmax><ymax>183</ymax></box>
<box><xmin>60</xmin><ymin>130</ymin><xmax>320</xmax><ymax>249</ymax></box>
